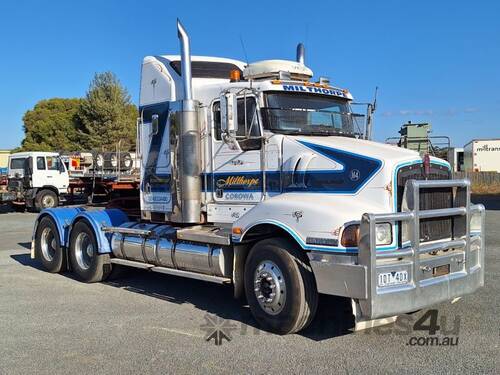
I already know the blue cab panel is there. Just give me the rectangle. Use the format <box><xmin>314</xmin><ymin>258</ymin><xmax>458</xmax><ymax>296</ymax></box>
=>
<box><xmin>35</xmin><ymin>208</ymin><xmax>129</xmax><ymax>253</ymax></box>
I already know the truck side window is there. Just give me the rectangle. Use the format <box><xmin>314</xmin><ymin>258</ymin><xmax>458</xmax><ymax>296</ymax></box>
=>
<box><xmin>237</xmin><ymin>97</ymin><xmax>260</xmax><ymax>138</ymax></box>
<box><xmin>46</xmin><ymin>156</ymin><xmax>59</xmax><ymax>171</ymax></box>
<box><xmin>213</xmin><ymin>101</ymin><xmax>222</xmax><ymax>140</ymax></box>
<box><xmin>37</xmin><ymin>157</ymin><xmax>46</xmax><ymax>170</ymax></box>
<box><xmin>213</xmin><ymin>97</ymin><xmax>261</xmax><ymax>141</ymax></box>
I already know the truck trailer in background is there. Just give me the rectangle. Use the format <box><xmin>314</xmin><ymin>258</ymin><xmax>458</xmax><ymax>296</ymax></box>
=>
<box><xmin>464</xmin><ymin>139</ymin><xmax>500</xmax><ymax>172</ymax></box>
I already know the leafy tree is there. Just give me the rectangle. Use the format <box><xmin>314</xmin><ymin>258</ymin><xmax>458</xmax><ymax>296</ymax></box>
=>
<box><xmin>21</xmin><ymin>98</ymin><xmax>82</xmax><ymax>151</ymax></box>
<box><xmin>78</xmin><ymin>72</ymin><xmax>138</xmax><ymax>151</ymax></box>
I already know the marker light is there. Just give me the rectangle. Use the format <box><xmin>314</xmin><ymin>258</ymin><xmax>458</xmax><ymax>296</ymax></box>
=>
<box><xmin>230</xmin><ymin>69</ymin><xmax>241</xmax><ymax>82</ymax></box>
<box><xmin>341</xmin><ymin>225</ymin><xmax>360</xmax><ymax>247</ymax></box>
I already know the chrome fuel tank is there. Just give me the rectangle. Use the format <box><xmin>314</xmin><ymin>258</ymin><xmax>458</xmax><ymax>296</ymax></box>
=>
<box><xmin>110</xmin><ymin>223</ymin><xmax>231</xmax><ymax>277</ymax></box>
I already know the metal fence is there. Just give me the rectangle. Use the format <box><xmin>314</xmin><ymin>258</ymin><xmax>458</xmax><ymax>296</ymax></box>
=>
<box><xmin>453</xmin><ymin>171</ymin><xmax>500</xmax><ymax>185</ymax></box>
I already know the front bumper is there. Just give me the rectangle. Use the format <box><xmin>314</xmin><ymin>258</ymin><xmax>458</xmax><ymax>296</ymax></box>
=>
<box><xmin>308</xmin><ymin>179</ymin><xmax>485</xmax><ymax>319</ymax></box>
<box><xmin>0</xmin><ymin>191</ymin><xmax>16</xmax><ymax>203</ymax></box>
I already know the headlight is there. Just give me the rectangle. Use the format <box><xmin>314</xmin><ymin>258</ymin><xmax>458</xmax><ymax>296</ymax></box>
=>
<box><xmin>340</xmin><ymin>223</ymin><xmax>393</xmax><ymax>247</ymax></box>
<box><xmin>375</xmin><ymin>223</ymin><xmax>392</xmax><ymax>245</ymax></box>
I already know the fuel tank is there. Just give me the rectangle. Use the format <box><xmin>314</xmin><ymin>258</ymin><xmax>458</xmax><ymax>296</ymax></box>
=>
<box><xmin>110</xmin><ymin>222</ymin><xmax>231</xmax><ymax>277</ymax></box>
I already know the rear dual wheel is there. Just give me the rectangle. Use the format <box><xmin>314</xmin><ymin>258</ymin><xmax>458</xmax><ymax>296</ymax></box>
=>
<box><xmin>68</xmin><ymin>221</ymin><xmax>111</xmax><ymax>283</ymax></box>
<box><xmin>35</xmin><ymin>216</ymin><xmax>66</xmax><ymax>273</ymax></box>
<box><xmin>36</xmin><ymin>217</ymin><xmax>110</xmax><ymax>282</ymax></box>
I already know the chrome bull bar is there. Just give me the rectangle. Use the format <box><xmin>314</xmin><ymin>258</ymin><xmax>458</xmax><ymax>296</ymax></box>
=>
<box><xmin>357</xmin><ymin>179</ymin><xmax>486</xmax><ymax>319</ymax></box>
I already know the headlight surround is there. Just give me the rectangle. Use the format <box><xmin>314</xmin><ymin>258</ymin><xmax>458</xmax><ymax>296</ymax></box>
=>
<box><xmin>340</xmin><ymin>222</ymin><xmax>393</xmax><ymax>247</ymax></box>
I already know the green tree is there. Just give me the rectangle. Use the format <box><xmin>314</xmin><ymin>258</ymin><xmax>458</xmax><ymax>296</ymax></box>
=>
<box><xmin>21</xmin><ymin>98</ymin><xmax>82</xmax><ymax>151</ymax></box>
<box><xmin>78</xmin><ymin>72</ymin><xmax>138</xmax><ymax>151</ymax></box>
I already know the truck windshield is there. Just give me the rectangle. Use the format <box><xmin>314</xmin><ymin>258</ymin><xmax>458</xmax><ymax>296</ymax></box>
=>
<box><xmin>10</xmin><ymin>158</ymin><xmax>26</xmax><ymax>169</ymax></box>
<box><xmin>261</xmin><ymin>92</ymin><xmax>365</xmax><ymax>137</ymax></box>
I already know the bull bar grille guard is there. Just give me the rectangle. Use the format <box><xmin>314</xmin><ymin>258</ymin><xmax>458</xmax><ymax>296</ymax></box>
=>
<box><xmin>358</xmin><ymin>179</ymin><xmax>485</xmax><ymax>320</ymax></box>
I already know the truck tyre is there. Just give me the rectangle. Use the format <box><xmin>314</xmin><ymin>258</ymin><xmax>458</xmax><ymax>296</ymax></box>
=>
<box><xmin>244</xmin><ymin>238</ymin><xmax>318</xmax><ymax>334</ymax></box>
<box><xmin>35</xmin><ymin>216</ymin><xmax>66</xmax><ymax>273</ymax></box>
<box><xmin>69</xmin><ymin>221</ymin><xmax>111</xmax><ymax>283</ymax></box>
<box><xmin>35</xmin><ymin>189</ymin><xmax>59</xmax><ymax>211</ymax></box>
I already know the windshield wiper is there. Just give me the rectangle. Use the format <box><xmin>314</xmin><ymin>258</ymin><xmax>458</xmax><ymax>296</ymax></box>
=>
<box><xmin>268</xmin><ymin>129</ymin><xmax>304</xmax><ymax>135</ymax></box>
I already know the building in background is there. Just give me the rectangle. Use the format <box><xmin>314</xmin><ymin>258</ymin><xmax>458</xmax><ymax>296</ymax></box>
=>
<box><xmin>0</xmin><ymin>150</ymin><xmax>11</xmax><ymax>174</ymax></box>
<box><xmin>463</xmin><ymin>139</ymin><xmax>500</xmax><ymax>172</ymax></box>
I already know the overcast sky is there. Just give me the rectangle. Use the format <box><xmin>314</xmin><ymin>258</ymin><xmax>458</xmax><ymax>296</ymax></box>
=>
<box><xmin>0</xmin><ymin>0</ymin><xmax>499</xmax><ymax>149</ymax></box>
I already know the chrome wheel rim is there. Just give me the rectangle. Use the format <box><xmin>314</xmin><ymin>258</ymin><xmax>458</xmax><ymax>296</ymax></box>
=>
<box><xmin>75</xmin><ymin>232</ymin><xmax>94</xmax><ymax>270</ymax></box>
<box><xmin>254</xmin><ymin>261</ymin><xmax>286</xmax><ymax>315</ymax></box>
<box><xmin>40</xmin><ymin>227</ymin><xmax>56</xmax><ymax>261</ymax></box>
<box><xmin>41</xmin><ymin>195</ymin><xmax>55</xmax><ymax>208</ymax></box>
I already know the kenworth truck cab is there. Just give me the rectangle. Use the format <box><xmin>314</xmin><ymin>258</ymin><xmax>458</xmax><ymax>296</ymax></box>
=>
<box><xmin>31</xmin><ymin>21</ymin><xmax>485</xmax><ymax>334</ymax></box>
<box><xmin>3</xmin><ymin>152</ymin><xmax>69</xmax><ymax>211</ymax></box>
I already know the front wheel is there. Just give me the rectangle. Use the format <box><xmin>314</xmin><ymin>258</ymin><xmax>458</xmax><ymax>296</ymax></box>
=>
<box><xmin>35</xmin><ymin>189</ymin><xmax>59</xmax><ymax>211</ymax></box>
<box><xmin>244</xmin><ymin>238</ymin><xmax>318</xmax><ymax>334</ymax></box>
<box><xmin>69</xmin><ymin>221</ymin><xmax>110</xmax><ymax>283</ymax></box>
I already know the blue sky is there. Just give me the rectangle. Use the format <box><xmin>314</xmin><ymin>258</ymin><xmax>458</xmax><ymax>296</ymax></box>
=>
<box><xmin>0</xmin><ymin>0</ymin><xmax>499</xmax><ymax>149</ymax></box>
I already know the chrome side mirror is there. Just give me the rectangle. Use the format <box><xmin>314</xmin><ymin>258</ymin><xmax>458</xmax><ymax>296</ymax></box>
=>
<box><xmin>220</xmin><ymin>92</ymin><xmax>238</xmax><ymax>136</ymax></box>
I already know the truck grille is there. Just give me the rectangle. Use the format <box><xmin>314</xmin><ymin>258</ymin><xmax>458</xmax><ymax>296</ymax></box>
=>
<box><xmin>7</xmin><ymin>178</ymin><xmax>23</xmax><ymax>192</ymax></box>
<box><xmin>396</xmin><ymin>163</ymin><xmax>465</xmax><ymax>243</ymax></box>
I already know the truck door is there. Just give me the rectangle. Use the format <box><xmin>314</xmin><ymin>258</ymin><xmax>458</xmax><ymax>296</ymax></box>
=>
<box><xmin>42</xmin><ymin>156</ymin><xmax>68</xmax><ymax>192</ymax></box>
<box><xmin>139</xmin><ymin>102</ymin><xmax>172</xmax><ymax>214</ymax></box>
<box><xmin>211</xmin><ymin>96</ymin><xmax>263</xmax><ymax>203</ymax></box>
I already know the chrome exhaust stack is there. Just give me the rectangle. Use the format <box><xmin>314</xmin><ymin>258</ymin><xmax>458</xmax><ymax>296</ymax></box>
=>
<box><xmin>175</xmin><ymin>19</ymin><xmax>202</xmax><ymax>223</ymax></box>
<box><xmin>296</xmin><ymin>43</ymin><xmax>305</xmax><ymax>65</ymax></box>
<box><xmin>177</xmin><ymin>19</ymin><xmax>193</xmax><ymax>101</ymax></box>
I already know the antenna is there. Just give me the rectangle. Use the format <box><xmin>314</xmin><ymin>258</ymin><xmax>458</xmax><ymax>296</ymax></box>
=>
<box><xmin>372</xmin><ymin>86</ymin><xmax>378</xmax><ymax>112</ymax></box>
<box><xmin>239</xmin><ymin>34</ymin><xmax>249</xmax><ymax>66</ymax></box>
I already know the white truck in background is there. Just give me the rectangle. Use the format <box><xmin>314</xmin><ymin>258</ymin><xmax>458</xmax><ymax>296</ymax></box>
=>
<box><xmin>3</xmin><ymin>152</ymin><xmax>69</xmax><ymax>211</ymax></box>
<box><xmin>30</xmin><ymin>20</ymin><xmax>485</xmax><ymax>334</ymax></box>
<box><xmin>2</xmin><ymin>151</ymin><xmax>140</xmax><ymax>211</ymax></box>
<box><xmin>463</xmin><ymin>139</ymin><xmax>500</xmax><ymax>172</ymax></box>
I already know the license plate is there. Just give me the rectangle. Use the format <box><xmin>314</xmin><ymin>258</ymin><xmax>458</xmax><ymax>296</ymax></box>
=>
<box><xmin>378</xmin><ymin>270</ymin><xmax>409</xmax><ymax>287</ymax></box>
<box><xmin>433</xmin><ymin>264</ymin><xmax>450</xmax><ymax>277</ymax></box>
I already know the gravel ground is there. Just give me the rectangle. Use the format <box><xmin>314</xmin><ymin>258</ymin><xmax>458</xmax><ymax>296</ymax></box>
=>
<box><xmin>0</xmin><ymin>208</ymin><xmax>498</xmax><ymax>374</ymax></box>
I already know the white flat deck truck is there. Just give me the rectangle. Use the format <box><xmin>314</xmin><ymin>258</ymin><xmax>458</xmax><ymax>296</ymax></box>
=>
<box><xmin>31</xmin><ymin>21</ymin><xmax>485</xmax><ymax>334</ymax></box>
<box><xmin>3</xmin><ymin>152</ymin><xmax>70</xmax><ymax>211</ymax></box>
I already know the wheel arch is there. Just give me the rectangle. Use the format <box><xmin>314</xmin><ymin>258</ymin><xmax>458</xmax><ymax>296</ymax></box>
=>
<box><xmin>33</xmin><ymin>207</ymin><xmax>86</xmax><ymax>249</ymax></box>
<box><xmin>238</xmin><ymin>221</ymin><xmax>308</xmax><ymax>251</ymax></box>
<box><xmin>39</xmin><ymin>185</ymin><xmax>60</xmax><ymax>195</ymax></box>
<box><xmin>68</xmin><ymin>209</ymin><xmax>129</xmax><ymax>253</ymax></box>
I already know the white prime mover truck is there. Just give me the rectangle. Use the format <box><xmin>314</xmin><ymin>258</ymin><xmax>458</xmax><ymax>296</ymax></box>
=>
<box><xmin>31</xmin><ymin>21</ymin><xmax>485</xmax><ymax>334</ymax></box>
